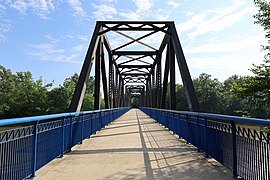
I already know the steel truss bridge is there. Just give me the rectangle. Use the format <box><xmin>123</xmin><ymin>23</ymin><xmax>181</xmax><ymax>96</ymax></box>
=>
<box><xmin>0</xmin><ymin>21</ymin><xmax>269</xmax><ymax>180</ymax></box>
<box><xmin>69</xmin><ymin>21</ymin><xmax>199</xmax><ymax>112</ymax></box>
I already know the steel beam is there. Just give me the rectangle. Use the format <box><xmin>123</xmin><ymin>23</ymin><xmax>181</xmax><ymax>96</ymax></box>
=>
<box><xmin>97</xmin><ymin>21</ymin><xmax>174</xmax><ymax>24</ymax></box>
<box><xmin>112</xmin><ymin>51</ymin><xmax>157</xmax><ymax>56</ymax></box>
<box><xmin>109</xmin><ymin>53</ymin><xmax>114</xmax><ymax>108</ymax></box>
<box><xmin>100</xmin><ymin>41</ymin><xmax>109</xmax><ymax>109</ymax></box>
<box><xmin>94</xmin><ymin>39</ymin><xmax>101</xmax><ymax>110</ymax></box>
<box><xmin>169</xmin><ymin>40</ymin><xmax>176</xmax><ymax>110</ymax></box>
<box><xmin>121</xmin><ymin>72</ymin><xmax>149</xmax><ymax>76</ymax></box>
<box><xmin>169</xmin><ymin>23</ymin><xmax>200</xmax><ymax>111</ymax></box>
<box><xmin>69</xmin><ymin>22</ymin><xmax>101</xmax><ymax>112</ymax></box>
<box><xmin>156</xmin><ymin>54</ymin><xmax>162</xmax><ymax>108</ymax></box>
<box><xmin>161</xmin><ymin>45</ymin><xmax>170</xmax><ymax>109</ymax></box>
<box><xmin>119</xmin><ymin>65</ymin><xmax>152</xmax><ymax>69</ymax></box>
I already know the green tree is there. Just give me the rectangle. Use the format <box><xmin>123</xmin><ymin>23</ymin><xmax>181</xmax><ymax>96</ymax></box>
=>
<box><xmin>232</xmin><ymin>62</ymin><xmax>270</xmax><ymax>118</ymax></box>
<box><xmin>175</xmin><ymin>84</ymin><xmax>189</xmax><ymax>111</ymax></box>
<box><xmin>254</xmin><ymin>0</ymin><xmax>270</xmax><ymax>52</ymax></box>
<box><xmin>221</xmin><ymin>75</ymin><xmax>244</xmax><ymax>115</ymax></box>
<box><xmin>0</xmin><ymin>66</ymin><xmax>51</xmax><ymax>118</ymax></box>
<box><xmin>0</xmin><ymin>65</ymin><xmax>15</xmax><ymax>117</ymax></box>
<box><xmin>47</xmin><ymin>73</ymin><xmax>78</xmax><ymax>113</ymax></box>
<box><xmin>231</xmin><ymin>0</ymin><xmax>270</xmax><ymax>119</ymax></box>
<box><xmin>193</xmin><ymin>73</ymin><xmax>223</xmax><ymax>113</ymax></box>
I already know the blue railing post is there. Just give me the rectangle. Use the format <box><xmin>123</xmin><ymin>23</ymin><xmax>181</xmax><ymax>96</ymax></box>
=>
<box><xmin>80</xmin><ymin>115</ymin><xmax>84</xmax><ymax>144</ymax></box>
<box><xmin>231</xmin><ymin>121</ymin><xmax>238</xmax><ymax>178</ymax></box>
<box><xmin>68</xmin><ymin>116</ymin><xmax>74</xmax><ymax>152</ymax></box>
<box><xmin>30</xmin><ymin>121</ymin><xmax>38</xmax><ymax>178</ymax></box>
<box><xmin>185</xmin><ymin>115</ymin><xmax>189</xmax><ymax>144</ymax></box>
<box><xmin>59</xmin><ymin>118</ymin><xmax>65</xmax><ymax>158</ymax></box>
<box><xmin>204</xmin><ymin>117</ymin><xmax>209</xmax><ymax>158</ymax></box>
<box><xmin>88</xmin><ymin>114</ymin><xmax>92</xmax><ymax>138</ymax></box>
<box><xmin>196</xmin><ymin>116</ymin><xmax>200</xmax><ymax>152</ymax></box>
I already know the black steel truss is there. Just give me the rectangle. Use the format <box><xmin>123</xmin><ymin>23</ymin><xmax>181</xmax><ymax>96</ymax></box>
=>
<box><xmin>69</xmin><ymin>21</ymin><xmax>200</xmax><ymax>111</ymax></box>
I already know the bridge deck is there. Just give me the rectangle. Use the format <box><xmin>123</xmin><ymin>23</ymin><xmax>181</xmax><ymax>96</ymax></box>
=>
<box><xmin>36</xmin><ymin>109</ymin><xmax>233</xmax><ymax>180</ymax></box>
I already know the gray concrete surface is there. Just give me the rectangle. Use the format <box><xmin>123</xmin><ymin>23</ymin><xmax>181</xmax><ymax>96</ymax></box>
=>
<box><xmin>36</xmin><ymin>109</ymin><xmax>234</xmax><ymax>180</ymax></box>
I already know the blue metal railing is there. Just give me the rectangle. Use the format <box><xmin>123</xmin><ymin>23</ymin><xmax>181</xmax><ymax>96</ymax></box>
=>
<box><xmin>140</xmin><ymin>107</ymin><xmax>270</xmax><ymax>180</ymax></box>
<box><xmin>0</xmin><ymin>107</ymin><xmax>130</xmax><ymax>180</ymax></box>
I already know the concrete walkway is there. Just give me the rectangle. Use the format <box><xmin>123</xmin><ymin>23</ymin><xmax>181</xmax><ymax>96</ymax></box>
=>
<box><xmin>36</xmin><ymin>109</ymin><xmax>233</xmax><ymax>180</ymax></box>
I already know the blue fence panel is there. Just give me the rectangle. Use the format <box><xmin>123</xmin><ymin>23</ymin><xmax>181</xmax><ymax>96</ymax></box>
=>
<box><xmin>82</xmin><ymin>114</ymin><xmax>92</xmax><ymax>139</ymax></box>
<box><xmin>236</xmin><ymin>127</ymin><xmax>270</xmax><ymax>180</ymax></box>
<box><xmin>140</xmin><ymin>107</ymin><xmax>270</xmax><ymax>180</ymax></box>
<box><xmin>36</xmin><ymin>119</ymin><xmax>63</xmax><ymax>170</ymax></box>
<box><xmin>0</xmin><ymin>107</ymin><xmax>130</xmax><ymax>180</ymax></box>
<box><xmin>71</xmin><ymin>116</ymin><xmax>83</xmax><ymax>146</ymax></box>
<box><xmin>0</xmin><ymin>126</ymin><xmax>34</xmax><ymax>180</ymax></box>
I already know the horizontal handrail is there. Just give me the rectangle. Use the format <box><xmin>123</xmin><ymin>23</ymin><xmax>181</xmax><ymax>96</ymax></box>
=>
<box><xmin>142</xmin><ymin>107</ymin><xmax>270</xmax><ymax>126</ymax></box>
<box><xmin>0</xmin><ymin>107</ymin><xmax>128</xmax><ymax>127</ymax></box>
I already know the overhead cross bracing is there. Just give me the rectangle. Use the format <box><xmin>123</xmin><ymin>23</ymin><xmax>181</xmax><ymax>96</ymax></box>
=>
<box><xmin>69</xmin><ymin>21</ymin><xmax>200</xmax><ymax>112</ymax></box>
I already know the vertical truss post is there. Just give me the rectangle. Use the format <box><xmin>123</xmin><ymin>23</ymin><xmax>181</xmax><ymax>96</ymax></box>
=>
<box><xmin>142</xmin><ymin>86</ymin><xmax>145</xmax><ymax>106</ymax></box>
<box><xmin>115</xmin><ymin>71</ymin><xmax>119</xmax><ymax>107</ymax></box>
<box><xmin>121</xmin><ymin>79</ymin><xmax>124</xmax><ymax>107</ymax></box>
<box><xmin>145</xmin><ymin>79</ymin><xmax>149</xmax><ymax>107</ymax></box>
<box><xmin>156</xmin><ymin>54</ymin><xmax>162</xmax><ymax>108</ymax></box>
<box><xmin>113</xmin><ymin>65</ymin><xmax>117</xmax><ymax>108</ymax></box>
<box><xmin>161</xmin><ymin>44</ymin><xmax>170</xmax><ymax>109</ymax></box>
<box><xmin>108</xmin><ymin>53</ymin><xmax>114</xmax><ymax>108</ymax></box>
<box><xmin>148</xmin><ymin>76</ymin><xmax>152</xmax><ymax>107</ymax></box>
<box><xmin>69</xmin><ymin>23</ymin><xmax>101</xmax><ymax>112</ymax></box>
<box><xmin>118</xmin><ymin>75</ymin><xmax>121</xmax><ymax>107</ymax></box>
<box><xmin>94</xmin><ymin>39</ymin><xmax>101</xmax><ymax>110</ymax></box>
<box><xmin>100</xmin><ymin>38</ymin><xmax>109</xmax><ymax>109</ymax></box>
<box><xmin>120</xmin><ymin>80</ymin><xmax>125</xmax><ymax>107</ymax></box>
<box><xmin>169</xmin><ymin>40</ymin><xmax>176</xmax><ymax>110</ymax></box>
<box><xmin>169</xmin><ymin>23</ymin><xmax>200</xmax><ymax>112</ymax></box>
<box><xmin>151</xmin><ymin>69</ymin><xmax>156</xmax><ymax>107</ymax></box>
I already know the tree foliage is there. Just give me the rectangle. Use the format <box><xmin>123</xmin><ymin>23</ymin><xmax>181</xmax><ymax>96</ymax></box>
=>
<box><xmin>0</xmin><ymin>65</ymin><xmax>52</xmax><ymax>118</ymax></box>
<box><xmin>254</xmin><ymin>0</ymin><xmax>270</xmax><ymax>53</ymax></box>
<box><xmin>229</xmin><ymin>0</ymin><xmax>270</xmax><ymax>119</ymax></box>
<box><xmin>0</xmin><ymin>66</ymin><xmax>96</xmax><ymax>119</ymax></box>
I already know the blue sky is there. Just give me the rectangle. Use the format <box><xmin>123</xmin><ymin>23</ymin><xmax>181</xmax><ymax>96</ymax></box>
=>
<box><xmin>0</xmin><ymin>0</ymin><xmax>267</xmax><ymax>86</ymax></box>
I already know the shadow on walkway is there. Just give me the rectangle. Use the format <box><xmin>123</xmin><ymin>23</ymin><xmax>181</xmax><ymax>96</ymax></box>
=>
<box><xmin>36</xmin><ymin>108</ymin><xmax>233</xmax><ymax>180</ymax></box>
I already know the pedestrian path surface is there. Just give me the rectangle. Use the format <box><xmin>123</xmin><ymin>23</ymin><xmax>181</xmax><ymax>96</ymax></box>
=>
<box><xmin>36</xmin><ymin>109</ymin><xmax>233</xmax><ymax>180</ymax></box>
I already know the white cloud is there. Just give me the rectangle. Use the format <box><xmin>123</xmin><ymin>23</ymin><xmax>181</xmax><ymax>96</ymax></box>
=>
<box><xmin>186</xmin><ymin>35</ymin><xmax>265</xmax><ymax>54</ymax></box>
<box><xmin>0</xmin><ymin>4</ymin><xmax>11</xmax><ymax>43</ymax></box>
<box><xmin>78</xmin><ymin>35</ymin><xmax>89</xmax><ymax>42</ymax></box>
<box><xmin>67</xmin><ymin>0</ymin><xmax>86</xmax><ymax>19</ymax></box>
<box><xmin>187</xmin><ymin>53</ymin><xmax>264</xmax><ymax>81</ymax></box>
<box><xmin>167</xmin><ymin>0</ymin><xmax>180</xmax><ymax>9</ymax></box>
<box><xmin>189</xmin><ymin>6</ymin><xmax>254</xmax><ymax>38</ymax></box>
<box><xmin>177</xmin><ymin>0</ymin><xmax>254</xmax><ymax>38</ymax></box>
<box><xmin>132</xmin><ymin>0</ymin><xmax>152</xmax><ymax>11</ymax></box>
<box><xmin>92</xmin><ymin>4</ymin><xmax>118</xmax><ymax>20</ymax></box>
<box><xmin>27</xmin><ymin>39</ymin><xmax>83</xmax><ymax>64</ymax></box>
<box><xmin>73</xmin><ymin>45</ymin><xmax>85</xmax><ymax>52</ymax></box>
<box><xmin>177</xmin><ymin>14</ymin><xmax>206</xmax><ymax>33</ymax></box>
<box><xmin>119</xmin><ymin>11</ymin><xmax>141</xmax><ymax>20</ymax></box>
<box><xmin>7</xmin><ymin>0</ymin><xmax>55</xmax><ymax>19</ymax></box>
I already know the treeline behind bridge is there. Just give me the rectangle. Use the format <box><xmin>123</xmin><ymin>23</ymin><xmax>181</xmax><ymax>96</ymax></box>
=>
<box><xmin>0</xmin><ymin>60</ymin><xmax>269</xmax><ymax>122</ymax></box>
